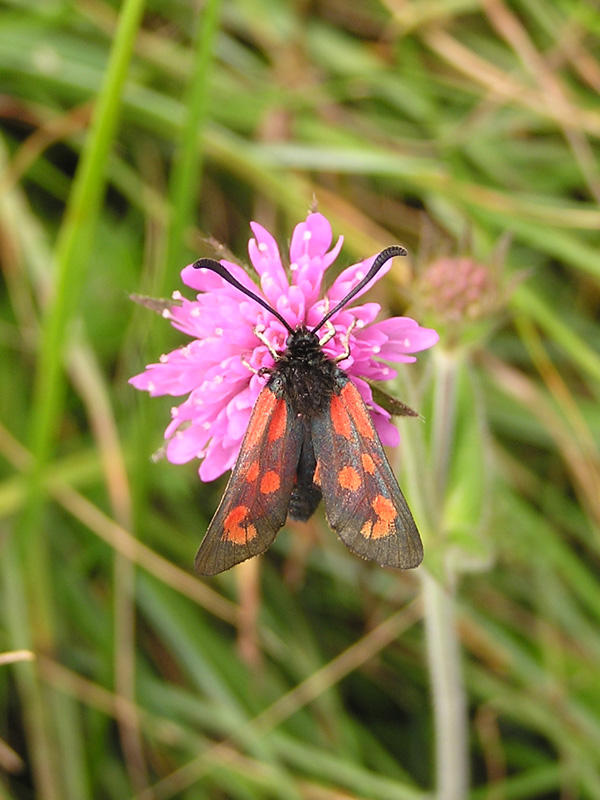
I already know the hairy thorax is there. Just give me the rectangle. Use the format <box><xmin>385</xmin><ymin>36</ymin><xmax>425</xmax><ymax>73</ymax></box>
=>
<box><xmin>267</xmin><ymin>327</ymin><xmax>341</xmax><ymax>418</ymax></box>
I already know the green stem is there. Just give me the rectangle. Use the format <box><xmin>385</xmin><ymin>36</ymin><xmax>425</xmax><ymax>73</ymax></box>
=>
<box><xmin>423</xmin><ymin>347</ymin><xmax>469</xmax><ymax>798</ymax></box>
<box><xmin>161</xmin><ymin>0</ymin><xmax>223</xmax><ymax>292</ymax></box>
<box><xmin>18</xmin><ymin>0</ymin><xmax>146</xmax><ymax>629</ymax></box>
<box><xmin>2</xmin><ymin>532</ymin><xmax>61</xmax><ymax>800</ymax></box>
<box><xmin>513</xmin><ymin>282</ymin><xmax>600</xmax><ymax>385</ymax></box>
<box><xmin>26</xmin><ymin>0</ymin><xmax>146</xmax><ymax>493</ymax></box>
<box><xmin>430</xmin><ymin>348</ymin><xmax>459</xmax><ymax>513</ymax></box>
<box><xmin>422</xmin><ymin>570</ymin><xmax>469</xmax><ymax>800</ymax></box>
<box><xmin>12</xmin><ymin>1</ymin><xmax>145</xmax><ymax>795</ymax></box>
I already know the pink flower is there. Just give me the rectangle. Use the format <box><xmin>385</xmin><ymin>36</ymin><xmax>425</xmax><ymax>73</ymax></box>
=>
<box><xmin>130</xmin><ymin>213</ymin><xmax>439</xmax><ymax>482</ymax></box>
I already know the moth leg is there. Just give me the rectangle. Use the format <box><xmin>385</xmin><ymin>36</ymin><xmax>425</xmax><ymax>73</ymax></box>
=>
<box><xmin>334</xmin><ymin>319</ymin><xmax>357</xmax><ymax>363</ymax></box>
<box><xmin>241</xmin><ymin>358</ymin><xmax>272</xmax><ymax>382</ymax></box>
<box><xmin>254</xmin><ymin>326</ymin><xmax>281</xmax><ymax>361</ymax></box>
<box><xmin>241</xmin><ymin>356</ymin><xmax>261</xmax><ymax>375</ymax></box>
<box><xmin>318</xmin><ymin>320</ymin><xmax>336</xmax><ymax>347</ymax></box>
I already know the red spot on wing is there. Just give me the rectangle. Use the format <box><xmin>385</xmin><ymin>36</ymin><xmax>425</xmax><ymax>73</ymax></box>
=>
<box><xmin>245</xmin><ymin>390</ymin><xmax>278</xmax><ymax>450</ymax></box>
<box><xmin>223</xmin><ymin>506</ymin><xmax>257</xmax><ymax>544</ymax></box>
<box><xmin>340</xmin><ymin>382</ymin><xmax>375</xmax><ymax>440</ymax></box>
<box><xmin>260</xmin><ymin>470</ymin><xmax>281</xmax><ymax>494</ymax></box>
<box><xmin>361</xmin><ymin>453</ymin><xmax>376</xmax><ymax>474</ymax></box>
<box><xmin>246</xmin><ymin>460</ymin><xmax>259</xmax><ymax>483</ymax></box>
<box><xmin>268</xmin><ymin>399</ymin><xmax>287</xmax><ymax>442</ymax></box>
<box><xmin>338</xmin><ymin>466</ymin><xmax>361</xmax><ymax>491</ymax></box>
<box><xmin>362</xmin><ymin>495</ymin><xmax>397</xmax><ymax>539</ymax></box>
<box><xmin>330</xmin><ymin>393</ymin><xmax>352</xmax><ymax>439</ymax></box>
<box><xmin>373</xmin><ymin>495</ymin><xmax>396</xmax><ymax>523</ymax></box>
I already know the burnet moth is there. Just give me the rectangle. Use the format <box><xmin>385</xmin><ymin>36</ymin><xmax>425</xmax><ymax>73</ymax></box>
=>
<box><xmin>192</xmin><ymin>246</ymin><xmax>423</xmax><ymax>575</ymax></box>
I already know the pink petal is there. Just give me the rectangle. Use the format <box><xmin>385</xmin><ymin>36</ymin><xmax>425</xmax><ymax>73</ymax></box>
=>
<box><xmin>372</xmin><ymin>411</ymin><xmax>400</xmax><ymax>447</ymax></box>
<box><xmin>200</xmin><ymin>439</ymin><xmax>238</xmax><ymax>482</ymax></box>
<box><xmin>289</xmin><ymin>212</ymin><xmax>333</xmax><ymax>260</ymax></box>
<box><xmin>248</xmin><ymin>222</ymin><xmax>289</xmax><ymax>302</ymax></box>
<box><xmin>327</xmin><ymin>254</ymin><xmax>392</xmax><ymax>306</ymax></box>
<box><xmin>166</xmin><ymin>424</ymin><xmax>211</xmax><ymax>464</ymax></box>
<box><xmin>181</xmin><ymin>259</ymin><xmax>258</xmax><ymax>294</ymax></box>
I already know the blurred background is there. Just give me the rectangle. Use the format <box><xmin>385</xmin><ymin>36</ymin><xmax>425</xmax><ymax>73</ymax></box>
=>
<box><xmin>1</xmin><ymin>0</ymin><xmax>600</xmax><ymax>798</ymax></box>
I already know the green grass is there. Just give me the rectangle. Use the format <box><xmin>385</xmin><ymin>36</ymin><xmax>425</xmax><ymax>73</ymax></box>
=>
<box><xmin>1</xmin><ymin>0</ymin><xmax>599</xmax><ymax>798</ymax></box>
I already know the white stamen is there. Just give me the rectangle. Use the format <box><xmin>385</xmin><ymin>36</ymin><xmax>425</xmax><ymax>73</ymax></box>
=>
<box><xmin>159</xmin><ymin>354</ymin><xmax>168</xmax><ymax>363</ymax></box>
<box><xmin>214</xmin><ymin>327</ymin><xmax>223</xmax><ymax>336</ymax></box>
<box><xmin>290</xmin><ymin>262</ymin><xmax>298</xmax><ymax>271</ymax></box>
<box><xmin>258</xmin><ymin>242</ymin><xmax>268</xmax><ymax>252</ymax></box>
<box><xmin>161</xmin><ymin>309</ymin><xmax>171</xmax><ymax>319</ymax></box>
<box><xmin>191</xmin><ymin>307</ymin><xmax>200</xmax><ymax>317</ymax></box>
<box><xmin>403</xmin><ymin>338</ymin><xmax>411</xmax><ymax>347</ymax></box>
<box><xmin>303</xmin><ymin>230</ymin><xmax>312</xmax><ymax>241</ymax></box>
<box><xmin>172</xmin><ymin>290</ymin><xmax>182</xmax><ymax>300</ymax></box>
<box><xmin>214</xmin><ymin>375</ymin><xmax>223</xmax><ymax>384</ymax></box>
<box><xmin>202</xmin><ymin>421</ymin><xmax>211</xmax><ymax>430</ymax></box>
<box><xmin>171</xmin><ymin>407</ymin><xmax>178</xmax><ymax>417</ymax></box>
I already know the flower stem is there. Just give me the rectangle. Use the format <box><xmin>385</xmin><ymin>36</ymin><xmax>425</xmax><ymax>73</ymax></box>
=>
<box><xmin>422</xmin><ymin>569</ymin><xmax>469</xmax><ymax>799</ymax></box>
<box><xmin>424</xmin><ymin>348</ymin><xmax>469</xmax><ymax>798</ymax></box>
<box><xmin>430</xmin><ymin>348</ymin><xmax>459</xmax><ymax>519</ymax></box>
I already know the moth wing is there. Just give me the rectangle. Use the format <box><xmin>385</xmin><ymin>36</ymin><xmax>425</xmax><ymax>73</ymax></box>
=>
<box><xmin>367</xmin><ymin>380</ymin><xmax>419</xmax><ymax>418</ymax></box>
<box><xmin>311</xmin><ymin>377</ymin><xmax>423</xmax><ymax>569</ymax></box>
<box><xmin>195</xmin><ymin>386</ymin><xmax>303</xmax><ymax>575</ymax></box>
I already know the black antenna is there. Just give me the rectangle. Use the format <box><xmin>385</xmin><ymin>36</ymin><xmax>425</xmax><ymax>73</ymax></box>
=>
<box><xmin>311</xmin><ymin>245</ymin><xmax>407</xmax><ymax>333</ymax></box>
<box><xmin>193</xmin><ymin>244</ymin><xmax>407</xmax><ymax>336</ymax></box>
<box><xmin>193</xmin><ymin>258</ymin><xmax>295</xmax><ymax>335</ymax></box>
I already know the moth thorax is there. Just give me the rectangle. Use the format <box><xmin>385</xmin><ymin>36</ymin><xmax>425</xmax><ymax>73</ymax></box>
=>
<box><xmin>275</xmin><ymin>327</ymin><xmax>337</xmax><ymax>417</ymax></box>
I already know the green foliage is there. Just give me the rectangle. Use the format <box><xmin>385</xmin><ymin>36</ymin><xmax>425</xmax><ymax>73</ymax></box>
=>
<box><xmin>1</xmin><ymin>0</ymin><xmax>599</xmax><ymax>798</ymax></box>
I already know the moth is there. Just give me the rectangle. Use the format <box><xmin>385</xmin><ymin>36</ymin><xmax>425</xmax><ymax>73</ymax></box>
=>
<box><xmin>192</xmin><ymin>246</ymin><xmax>423</xmax><ymax>575</ymax></box>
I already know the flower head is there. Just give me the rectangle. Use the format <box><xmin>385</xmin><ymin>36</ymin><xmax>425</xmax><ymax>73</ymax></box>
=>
<box><xmin>130</xmin><ymin>213</ymin><xmax>439</xmax><ymax>482</ymax></box>
<box><xmin>418</xmin><ymin>256</ymin><xmax>500</xmax><ymax>323</ymax></box>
